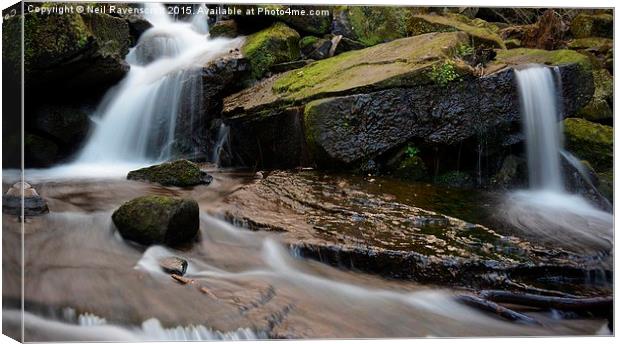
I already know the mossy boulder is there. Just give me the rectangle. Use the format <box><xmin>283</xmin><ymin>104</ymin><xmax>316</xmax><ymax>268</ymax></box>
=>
<box><xmin>127</xmin><ymin>160</ymin><xmax>212</xmax><ymax>187</ymax></box>
<box><xmin>567</xmin><ymin>37</ymin><xmax>613</xmax><ymax>52</ymax></box>
<box><xmin>225</xmin><ymin>32</ymin><xmax>470</xmax><ymax>116</ymax></box>
<box><xmin>209</xmin><ymin>20</ymin><xmax>238</xmax><ymax>38</ymax></box>
<box><xmin>332</xmin><ymin>6</ymin><xmax>412</xmax><ymax>47</ymax></box>
<box><xmin>8</xmin><ymin>11</ymin><xmax>130</xmax><ymax>93</ymax></box>
<box><xmin>570</xmin><ymin>13</ymin><xmax>613</xmax><ymax>39</ymax></box>
<box><xmin>112</xmin><ymin>196</ymin><xmax>199</xmax><ymax>246</ymax></box>
<box><xmin>494</xmin><ymin>47</ymin><xmax>592</xmax><ymax>71</ymax></box>
<box><xmin>241</xmin><ymin>22</ymin><xmax>301</xmax><ymax>80</ymax></box>
<box><xmin>274</xmin><ymin>6</ymin><xmax>332</xmax><ymax>35</ymax></box>
<box><xmin>563</xmin><ymin>118</ymin><xmax>612</xmax><ymax>171</ymax></box>
<box><xmin>407</xmin><ymin>13</ymin><xmax>505</xmax><ymax>49</ymax></box>
<box><xmin>576</xmin><ymin>68</ymin><xmax>612</xmax><ymax>122</ymax></box>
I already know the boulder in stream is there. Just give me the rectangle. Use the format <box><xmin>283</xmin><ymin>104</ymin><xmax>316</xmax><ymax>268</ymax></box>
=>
<box><xmin>112</xmin><ymin>195</ymin><xmax>199</xmax><ymax>246</ymax></box>
<box><xmin>127</xmin><ymin>160</ymin><xmax>212</xmax><ymax>187</ymax></box>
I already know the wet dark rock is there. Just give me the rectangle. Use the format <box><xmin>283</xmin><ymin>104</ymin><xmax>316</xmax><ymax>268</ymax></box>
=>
<box><xmin>32</xmin><ymin>104</ymin><xmax>90</xmax><ymax>149</ymax></box>
<box><xmin>300</xmin><ymin>36</ymin><xmax>332</xmax><ymax>60</ymax></box>
<box><xmin>491</xmin><ymin>155</ymin><xmax>527</xmax><ymax>189</ymax></box>
<box><xmin>125</xmin><ymin>15</ymin><xmax>152</xmax><ymax>45</ymax></box>
<box><xmin>435</xmin><ymin>171</ymin><xmax>474</xmax><ymax>188</ymax></box>
<box><xmin>23</xmin><ymin>134</ymin><xmax>59</xmax><ymax>167</ymax></box>
<box><xmin>127</xmin><ymin>160</ymin><xmax>212</xmax><ymax>187</ymax></box>
<box><xmin>333</xmin><ymin>36</ymin><xmax>366</xmax><ymax>55</ymax></box>
<box><xmin>112</xmin><ymin>195</ymin><xmax>199</xmax><ymax>246</ymax></box>
<box><xmin>160</xmin><ymin>257</ymin><xmax>188</xmax><ymax>275</ymax></box>
<box><xmin>2</xmin><ymin>182</ymin><xmax>49</xmax><ymax>216</ymax></box>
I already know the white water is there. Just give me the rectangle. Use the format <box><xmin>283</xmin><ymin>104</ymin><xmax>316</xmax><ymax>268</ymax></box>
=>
<box><xmin>501</xmin><ymin>66</ymin><xmax>613</xmax><ymax>253</ymax></box>
<box><xmin>211</xmin><ymin>122</ymin><xmax>230</xmax><ymax>166</ymax></box>
<box><xmin>75</xmin><ymin>3</ymin><xmax>242</xmax><ymax>166</ymax></box>
<box><xmin>4</xmin><ymin>310</ymin><xmax>259</xmax><ymax>341</ymax></box>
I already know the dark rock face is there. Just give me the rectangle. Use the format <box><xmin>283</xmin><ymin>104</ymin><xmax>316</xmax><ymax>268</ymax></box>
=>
<box><xmin>112</xmin><ymin>196</ymin><xmax>199</xmax><ymax>246</ymax></box>
<box><xmin>304</xmin><ymin>65</ymin><xmax>591</xmax><ymax>166</ymax></box>
<box><xmin>127</xmin><ymin>160</ymin><xmax>212</xmax><ymax>187</ymax></box>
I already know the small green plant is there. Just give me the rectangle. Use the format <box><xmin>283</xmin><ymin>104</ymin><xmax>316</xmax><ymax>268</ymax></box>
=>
<box><xmin>405</xmin><ymin>145</ymin><xmax>419</xmax><ymax>158</ymax></box>
<box><xmin>455</xmin><ymin>43</ymin><xmax>474</xmax><ymax>59</ymax></box>
<box><xmin>428</xmin><ymin>60</ymin><xmax>460</xmax><ymax>87</ymax></box>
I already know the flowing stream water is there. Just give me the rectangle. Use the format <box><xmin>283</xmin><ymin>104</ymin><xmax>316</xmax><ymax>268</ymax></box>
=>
<box><xmin>2</xmin><ymin>8</ymin><xmax>612</xmax><ymax>341</ymax></box>
<box><xmin>500</xmin><ymin>66</ymin><xmax>613</xmax><ymax>254</ymax></box>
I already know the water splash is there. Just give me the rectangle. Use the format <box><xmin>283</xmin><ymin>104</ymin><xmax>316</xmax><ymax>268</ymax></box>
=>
<box><xmin>211</xmin><ymin>122</ymin><xmax>230</xmax><ymax>166</ymax></box>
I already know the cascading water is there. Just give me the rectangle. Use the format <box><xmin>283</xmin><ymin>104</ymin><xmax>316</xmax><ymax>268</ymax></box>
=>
<box><xmin>515</xmin><ymin>67</ymin><xmax>564</xmax><ymax>191</ymax></box>
<box><xmin>75</xmin><ymin>3</ymin><xmax>241</xmax><ymax>166</ymax></box>
<box><xmin>500</xmin><ymin>65</ymin><xmax>613</xmax><ymax>254</ymax></box>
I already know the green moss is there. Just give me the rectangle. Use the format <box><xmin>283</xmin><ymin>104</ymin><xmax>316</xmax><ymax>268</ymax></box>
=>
<box><xmin>567</xmin><ymin>37</ymin><xmax>613</xmax><ymax>50</ymax></box>
<box><xmin>272</xmin><ymin>31</ymin><xmax>469</xmax><ymax>102</ymax></box>
<box><xmin>570</xmin><ymin>13</ymin><xmax>613</xmax><ymax>39</ymax></box>
<box><xmin>407</xmin><ymin>14</ymin><xmax>506</xmax><ymax>49</ymax></box>
<box><xmin>495</xmin><ymin>48</ymin><xmax>592</xmax><ymax>71</ymax></box>
<box><xmin>563</xmin><ymin>118</ymin><xmax>612</xmax><ymax>170</ymax></box>
<box><xmin>242</xmin><ymin>22</ymin><xmax>301</xmax><ymax>80</ymax></box>
<box><xmin>299</xmin><ymin>36</ymin><xmax>319</xmax><ymax>50</ymax></box>
<box><xmin>577</xmin><ymin>68</ymin><xmax>613</xmax><ymax>122</ymax></box>
<box><xmin>345</xmin><ymin>6</ymin><xmax>410</xmax><ymax>46</ymax></box>
<box><xmin>127</xmin><ymin>160</ymin><xmax>208</xmax><ymax>187</ymax></box>
<box><xmin>209</xmin><ymin>20</ymin><xmax>238</xmax><ymax>38</ymax></box>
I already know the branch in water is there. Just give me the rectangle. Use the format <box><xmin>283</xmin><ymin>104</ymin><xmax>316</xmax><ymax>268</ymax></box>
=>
<box><xmin>456</xmin><ymin>295</ymin><xmax>542</xmax><ymax>325</ymax></box>
<box><xmin>479</xmin><ymin>290</ymin><xmax>612</xmax><ymax>314</ymax></box>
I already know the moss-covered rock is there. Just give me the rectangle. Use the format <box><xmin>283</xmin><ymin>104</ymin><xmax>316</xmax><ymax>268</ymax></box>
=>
<box><xmin>567</xmin><ymin>37</ymin><xmax>613</xmax><ymax>51</ymax></box>
<box><xmin>570</xmin><ymin>13</ymin><xmax>613</xmax><ymax>39</ymax></box>
<box><xmin>563</xmin><ymin>118</ymin><xmax>612</xmax><ymax>171</ymax></box>
<box><xmin>333</xmin><ymin>6</ymin><xmax>411</xmax><ymax>47</ymax></box>
<box><xmin>597</xmin><ymin>170</ymin><xmax>613</xmax><ymax>202</ymax></box>
<box><xmin>225</xmin><ymin>32</ymin><xmax>469</xmax><ymax>115</ymax></box>
<box><xmin>127</xmin><ymin>160</ymin><xmax>212</xmax><ymax>187</ymax></box>
<box><xmin>495</xmin><ymin>48</ymin><xmax>592</xmax><ymax>71</ymax></box>
<box><xmin>408</xmin><ymin>13</ymin><xmax>506</xmax><ymax>49</ymax></box>
<box><xmin>112</xmin><ymin>196</ymin><xmax>199</xmax><ymax>246</ymax></box>
<box><xmin>576</xmin><ymin>69</ymin><xmax>612</xmax><ymax>122</ymax></box>
<box><xmin>242</xmin><ymin>22</ymin><xmax>300</xmax><ymax>80</ymax></box>
<box><xmin>209</xmin><ymin>20</ymin><xmax>238</xmax><ymax>38</ymax></box>
<box><xmin>7</xmin><ymin>11</ymin><xmax>130</xmax><ymax>92</ymax></box>
<box><xmin>274</xmin><ymin>6</ymin><xmax>332</xmax><ymax>35</ymax></box>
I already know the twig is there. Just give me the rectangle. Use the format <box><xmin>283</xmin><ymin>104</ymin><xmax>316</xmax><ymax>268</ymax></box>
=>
<box><xmin>457</xmin><ymin>295</ymin><xmax>542</xmax><ymax>325</ymax></box>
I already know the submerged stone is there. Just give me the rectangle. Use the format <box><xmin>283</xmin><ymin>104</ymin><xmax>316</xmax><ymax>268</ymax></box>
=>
<box><xmin>127</xmin><ymin>160</ymin><xmax>212</xmax><ymax>187</ymax></box>
<box><xmin>159</xmin><ymin>256</ymin><xmax>189</xmax><ymax>275</ymax></box>
<box><xmin>112</xmin><ymin>195</ymin><xmax>199</xmax><ymax>246</ymax></box>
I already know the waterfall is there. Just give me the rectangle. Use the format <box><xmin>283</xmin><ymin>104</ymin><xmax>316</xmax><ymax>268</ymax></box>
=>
<box><xmin>514</xmin><ymin>66</ymin><xmax>564</xmax><ymax>191</ymax></box>
<box><xmin>499</xmin><ymin>65</ymin><xmax>613</xmax><ymax>254</ymax></box>
<box><xmin>211</xmin><ymin>122</ymin><xmax>230</xmax><ymax>166</ymax></box>
<box><xmin>75</xmin><ymin>3</ymin><xmax>238</xmax><ymax>165</ymax></box>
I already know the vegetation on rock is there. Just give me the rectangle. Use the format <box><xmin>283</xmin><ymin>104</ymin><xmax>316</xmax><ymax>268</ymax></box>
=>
<box><xmin>563</xmin><ymin>118</ymin><xmax>613</xmax><ymax>171</ymax></box>
<box><xmin>570</xmin><ymin>13</ymin><xmax>613</xmax><ymax>39</ymax></box>
<box><xmin>576</xmin><ymin>69</ymin><xmax>613</xmax><ymax>122</ymax></box>
<box><xmin>112</xmin><ymin>195</ymin><xmax>199</xmax><ymax>246</ymax></box>
<box><xmin>127</xmin><ymin>160</ymin><xmax>212</xmax><ymax>187</ymax></box>
<box><xmin>241</xmin><ymin>22</ymin><xmax>301</xmax><ymax>80</ymax></box>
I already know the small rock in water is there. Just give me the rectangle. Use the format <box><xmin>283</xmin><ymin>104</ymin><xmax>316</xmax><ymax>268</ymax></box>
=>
<box><xmin>171</xmin><ymin>274</ymin><xmax>193</xmax><ymax>285</ymax></box>
<box><xmin>254</xmin><ymin>171</ymin><xmax>264</xmax><ymax>179</ymax></box>
<box><xmin>159</xmin><ymin>256</ymin><xmax>188</xmax><ymax>275</ymax></box>
<box><xmin>2</xmin><ymin>182</ymin><xmax>49</xmax><ymax>216</ymax></box>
